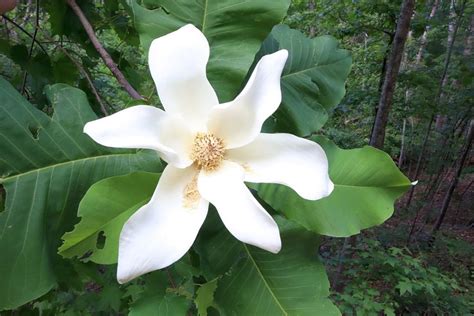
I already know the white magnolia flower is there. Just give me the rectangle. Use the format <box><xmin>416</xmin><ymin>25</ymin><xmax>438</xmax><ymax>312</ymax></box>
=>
<box><xmin>84</xmin><ymin>24</ymin><xmax>334</xmax><ymax>284</ymax></box>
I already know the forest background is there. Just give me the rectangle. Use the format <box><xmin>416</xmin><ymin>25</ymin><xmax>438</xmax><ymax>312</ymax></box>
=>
<box><xmin>0</xmin><ymin>0</ymin><xmax>473</xmax><ymax>314</ymax></box>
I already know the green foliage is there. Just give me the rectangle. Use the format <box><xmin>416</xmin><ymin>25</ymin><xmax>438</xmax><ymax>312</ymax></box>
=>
<box><xmin>257</xmin><ymin>25</ymin><xmax>352</xmax><ymax>136</ymax></box>
<box><xmin>59</xmin><ymin>172</ymin><xmax>160</xmax><ymax>264</ymax></box>
<box><xmin>126</xmin><ymin>0</ymin><xmax>290</xmax><ymax>102</ymax></box>
<box><xmin>194</xmin><ymin>279</ymin><xmax>218</xmax><ymax>316</ymax></box>
<box><xmin>199</xmin><ymin>216</ymin><xmax>340</xmax><ymax>315</ymax></box>
<box><xmin>255</xmin><ymin>136</ymin><xmax>411</xmax><ymax>237</ymax></box>
<box><xmin>332</xmin><ymin>239</ymin><xmax>471</xmax><ymax>315</ymax></box>
<box><xmin>4</xmin><ymin>0</ymin><xmax>464</xmax><ymax>314</ymax></box>
<box><xmin>0</xmin><ymin>79</ymin><xmax>160</xmax><ymax>310</ymax></box>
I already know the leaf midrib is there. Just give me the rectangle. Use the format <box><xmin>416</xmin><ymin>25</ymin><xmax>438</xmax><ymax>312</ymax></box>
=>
<box><xmin>243</xmin><ymin>244</ymin><xmax>288</xmax><ymax>316</ymax></box>
<box><xmin>0</xmin><ymin>152</ymin><xmax>137</xmax><ymax>183</ymax></box>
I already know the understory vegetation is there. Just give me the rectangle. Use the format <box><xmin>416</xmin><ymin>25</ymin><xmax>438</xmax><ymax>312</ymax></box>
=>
<box><xmin>0</xmin><ymin>0</ymin><xmax>472</xmax><ymax>315</ymax></box>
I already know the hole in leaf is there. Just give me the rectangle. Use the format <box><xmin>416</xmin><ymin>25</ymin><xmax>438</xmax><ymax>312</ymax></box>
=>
<box><xmin>28</xmin><ymin>125</ymin><xmax>40</xmax><ymax>140</ymax></box>
<box><xmin>96</xmin><ymin>231</ymin><xmax>106</xmax><ymax>249</ymax></box>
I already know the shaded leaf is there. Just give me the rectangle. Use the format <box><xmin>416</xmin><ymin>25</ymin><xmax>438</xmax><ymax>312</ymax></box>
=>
<box><xmin>0</xmin><ymin>78</ymin><xmax>161</xmax><ymax>310</ymax></box>
<box><xmin>257</xmin><ymin>25</ymin><xmax>352</xmax><ymax>136</ymax></box>
<box><xmin>199</xmin><ymin>217</ymin><xmax>340</xmax><ymax>315</ymax></box>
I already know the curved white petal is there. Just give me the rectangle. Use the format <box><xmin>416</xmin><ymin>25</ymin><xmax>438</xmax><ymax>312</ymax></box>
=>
<box><xmin>227</xmin><ymin>133</ymin><xmax>334</xmax><ymax>200</ymax></box>
<box><xmin>117</xmin><ymin>165</ymin><xmax>208</xmax><ymax>284</ymax></box>
<box><xmin>84</xmin><ymin>105</ymin><xmax>194</xmax><ymax>168</ymax></box>
<box><xmin>149</xmin><ymin>24</ymin><xmax>218</xmax><ymax>131</ymax></box>
<box><xmin>207</xmin><ymin>50</ymin><xmax>288</xmax><ymax>149</ymax></box>
<box><xmin>197</xmin><ymin>160</ymin><xmax>281</xmax><ymax>253</ymax></box>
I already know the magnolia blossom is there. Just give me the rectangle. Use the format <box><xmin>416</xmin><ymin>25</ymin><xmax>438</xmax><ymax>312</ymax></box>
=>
<box><xmin>84</xmin><ymin>24</ymin><xmax>334</xmax><ymax>283</ymax></box>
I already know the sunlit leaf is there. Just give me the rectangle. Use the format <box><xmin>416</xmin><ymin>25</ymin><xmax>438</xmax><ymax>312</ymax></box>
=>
<box><xmin>126</xmin><ymin>0</ymin><xmax>290</xmax><ymax>102</ymax></box>
<box><xmin>255</xmin><ymin>136</ymin><xmax>411</xmax><ymax>236</ymax></box>
<box><xmin>59</xmin><ymin>172</ymin><xmax>160</xmax><ymax>264</ymax></box>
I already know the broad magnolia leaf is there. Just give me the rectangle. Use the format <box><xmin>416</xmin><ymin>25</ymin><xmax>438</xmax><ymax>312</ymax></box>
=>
<box><xmin>59</xmin><ymin>172</ymin><xmax>160</xmax><ymax>264</ymax></box>
<box><xmin>198</xmin><ymin>217</ymin><xmax>340</xmax><ymax>315</ymax></box>
<box><xmin>126</xmin><ymin>0</ymin><xmax>290</xmax><ymax>101</ymax></box>
<box><xmin>0</xmin><ymin>78</ymin><xmax>161</xmax><ymax>310</ymax></box>
<box><xmin>255</xmin><ymin>136</ymin><xmax>411</xmax><ymax>237</ymax></box>
<box><xmin>257</xmin><ymin>25</ymin><xmax>352</xmax><ymax>136</ymax></box>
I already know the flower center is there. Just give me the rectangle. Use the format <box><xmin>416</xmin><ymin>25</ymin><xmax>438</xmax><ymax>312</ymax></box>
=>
<box><xmin>191</xmin><ymin>133</ymin><xmax>225</xmax><ymax>171</ymax></box>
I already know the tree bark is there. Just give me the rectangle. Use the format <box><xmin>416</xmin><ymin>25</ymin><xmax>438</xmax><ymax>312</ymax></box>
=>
<box><xmin>66</xmin><ymin>0</ymin><xmax>143</xmax><ymax>100</ymax></box>
<box><xmin>415</xmin><ymin>0</ymin><xmax>440</xmax><ymax>64</ymax></box>
<box><xmin>370</xmin><ymin>0</ymin><xmax>415</xmax><ymax>148</ymax></box>
<box><xmin>431</xmin><ymin>121</ymin><xmax>473</xmax><ymax>234</ymax></box>
<box><xmin>398</xmin><ymin>118</ymin><xmax>407</xmax><ymax>167</ymax></box>
<box><xmin>405</xmin><ymin>116</ymin><xmax>434</xmax><ymax>209</ymax></box>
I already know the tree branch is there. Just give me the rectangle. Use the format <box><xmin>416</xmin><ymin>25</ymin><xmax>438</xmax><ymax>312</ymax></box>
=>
<box><xmin>21</xmin><ymin>0</ymin><xmax>41</xmax><ymax>95</ymax></box>
<box><xmin>1</xmin><ymin>14</ymin><xmax>47</xmax><ymax>54</ymax></box>
<box><xmin>63</xmin><ymin>47</ymin><xmax>110</xmax><ymax>116</ymax></box>
<box><xmin>66</xmin><ymin>0</ymin><xmax>143</xmax><ymax>100</ymax></box>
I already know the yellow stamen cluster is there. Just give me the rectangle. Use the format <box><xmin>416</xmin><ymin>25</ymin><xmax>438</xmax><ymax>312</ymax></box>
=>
<box><xmin>191</xmin><ymin>133</ymin><xmax>225</xmax><ymax>171</ymax></box>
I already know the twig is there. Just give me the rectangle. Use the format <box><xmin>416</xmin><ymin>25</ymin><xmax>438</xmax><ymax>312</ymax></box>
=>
<box><xmin>62</xmin><ymin>47</ymin><xmax>109</xmax><ymax>116</ymax></box>
<box><xmin>2</xmin><ymin>16</ymin><xmax>9</xmax><ymax>40</ymax></box>
<box><xmin>166</xmin><ymin>269</ymin><xmax>177</xmax><ymax>289</ymax></box>
<box><xmin>66</xmin><ymin>0</ymin><xmax>143</xmax><ymax>100</ymax></box>
<box><xmin>21</xmin><ymin>0</ymin><xmax>40</xmax><ymax>95</ymax></box>
<box><xmin>1</xmin><ymin>14</ymin><xmax>47</xmax><ymax>54</ymax></box>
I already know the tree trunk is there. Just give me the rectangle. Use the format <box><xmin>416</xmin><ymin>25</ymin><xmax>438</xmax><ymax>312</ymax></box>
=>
<box><xmin>405</xmin><ymin>117</ymin><xmax>434</xmax><ymax>209</ymax></box>
<box><xmin>431</xmin><ymin>121</ymin><xmax>473</xmax><ymax>234</ymax></box>
<box><xmin>370</xmin><ymin>0</ymin><xmax>416</xmax><ymax>148</ymax></box>
<box><xmin>399</xmin><ymin>118</ymin><xmax>407</xmax><ymax>167</ymax></box>
<box><xmin>415</xmin><ymin>0</ymin><xmax>440</xmax><ymax>64</ymax></box>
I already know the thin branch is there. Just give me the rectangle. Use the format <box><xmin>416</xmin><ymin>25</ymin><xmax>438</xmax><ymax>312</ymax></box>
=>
<box><xmin>21</xmin><ymin>0</ymin><xmax>41</xmax><ymax>95</ymax></box>
<box><xmin>66</xmin><ymin>0</ymin><xmax>143</xmax><ymax>100</ymax></box>
<box><xmin>62</xmin><ymin>47</ymin><xmax>109</xmax><ymax>116</ymax></box>
<box><xmin>1</xmin><ymin>14</ymin><xmax>47</xmax><ymax>54</ymax></box>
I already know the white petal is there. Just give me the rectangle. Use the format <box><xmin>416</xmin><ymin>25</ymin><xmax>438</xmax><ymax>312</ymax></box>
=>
<box><xmin>227</xmin><ymin>133</ymin><xmax>334</xmax><ymax>200</ymax></box>
<box><xmin>117</xmin><ymin>165</ymin><xmax>208</xmax><ymax>283</ymax></box>
<box><xmin>207</xmin><ymin>50</ymin><xmax>288</xmax><ymax>149</ymax></box>
<box><xmin>149</xmin><ymin>24</ymin><xmax>218</xmax><ymax>131</ymax></box>
<box><xmin>197</xmin><ymin>160</ymin><xmax>281</xmax><ymax>253</ymax></box>
<box><xmin>84</xmin><ymin>105</ymin><xmax>194</xmax><ymax>168</ymax></box>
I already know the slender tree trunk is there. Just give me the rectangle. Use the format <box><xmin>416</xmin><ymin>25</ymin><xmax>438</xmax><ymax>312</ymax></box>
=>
<box><xmin>415</xmin><ymin>0</ymin><xmax>440</xmax><ymax>64</ymax></box>
<box><xmin>405</xmin><ymin>0</ymin><xmax>466</xmax><ymax>213</ymax></box>
<box><xmin>405</xmin><ymin>117</ymin><xmax>434</xmax><ymax>209</ymax></box>
<box><xmin>399</xmin><ymin>118</ymin><xmax>407</xmax><ymax>167</ymax></box>
<box><xmin>370</xmin><ymin>0</ymin><xmax>416</xmax><ymax>148</ymax></box>
<box><xmin>431</xmin><ymin>121</ymin><xmax>473</xmax><ymax>234</ymax></box>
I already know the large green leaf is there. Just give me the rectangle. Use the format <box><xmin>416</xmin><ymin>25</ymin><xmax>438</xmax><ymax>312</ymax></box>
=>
<box><xmin>126</xmin><ymin>0</ymin><xmax>290</xmax><ymax>101</ymax></box>
<box><xmin>198</xmin><ymin>217</ymin><xmax>340</xmax><ymax>315</ymax></box>
<box><xmin>0</xmin><ymin>78</ymin><xmax>161</xmax><ymax>310</ymax></box>
<box><xmin>257</xmin><ymin>25</ymin><xmax>352</xmax><ymax>136</ymax></box>
<box><xmin>255</xmin><ymin>136</ymin><xmax>411</xmax><ymax>237</ymax></box>
<box><xmin>59</xmin><ymin>172</ymin><xmax>160</xmax><ymax>264</ymax></box>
